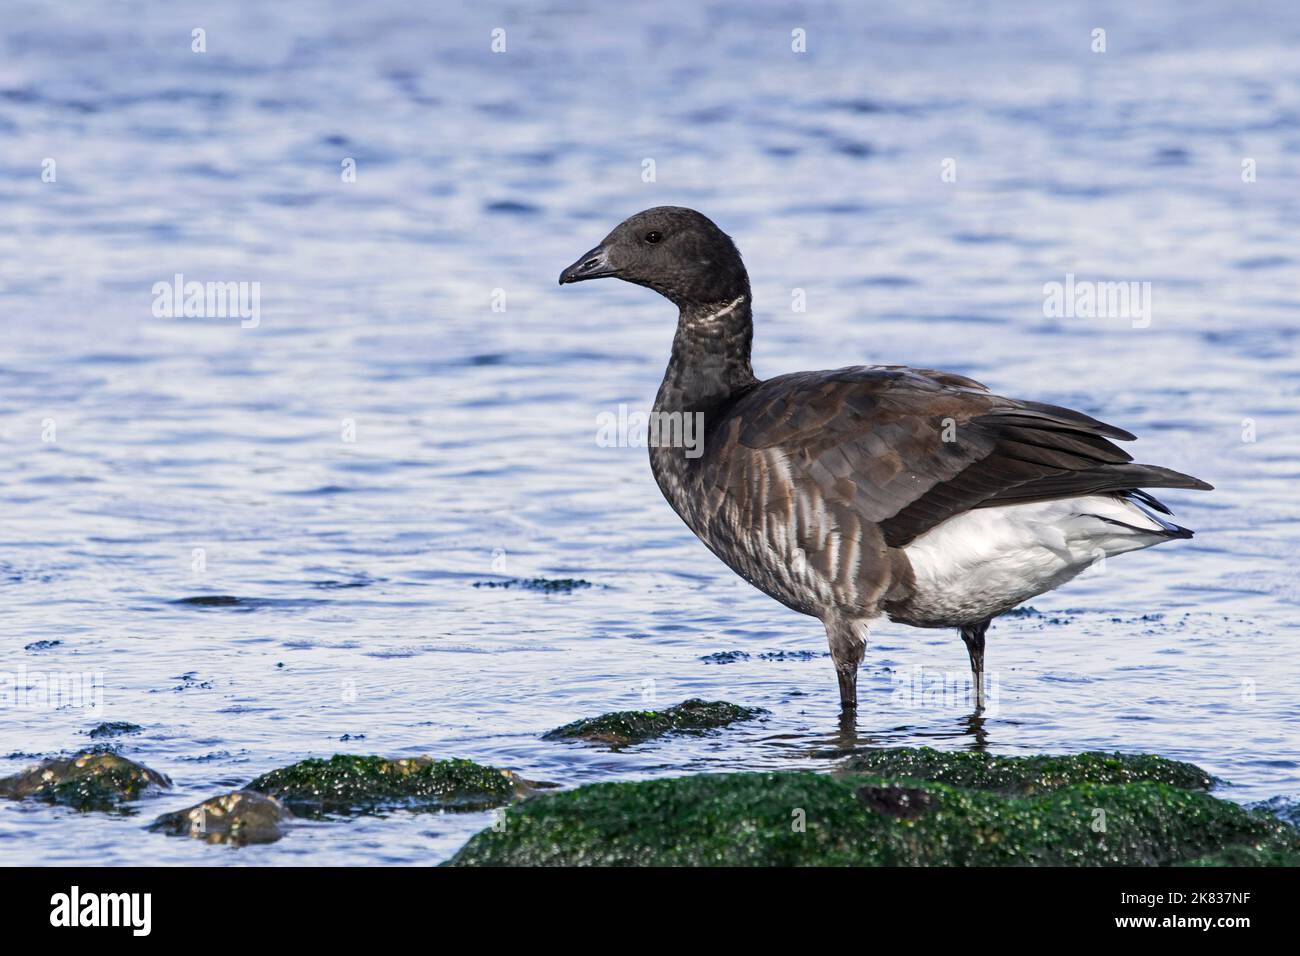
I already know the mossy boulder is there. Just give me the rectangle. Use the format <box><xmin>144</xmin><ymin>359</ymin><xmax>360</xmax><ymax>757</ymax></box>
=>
<box><xmin>448</xmin><ymin>750</ymin><xmax>1300</xmax><ymax>866</ymax></box>
<box><xmin>244</xmin><ymin>754</ymin><xmax>537</xmax><ymax>817</ymax></box>
<box><xmin>543</xmin><ymin>699</ymin><xmax>766</xmax><ymax>747</ymax></box>
<box><xmin>837</xmin><ymin>747</ymin><xmax>1214</xmax><ymax>796</ymax></box>
<box><xmin>151</xmin><ymin>790</ymin><xmax>290</xmax><ymax>846</ymax></box>
<box><xmin>0</xmin><ymin>752</ymin><xmax>171</xmax><ymax>812</ymax></box>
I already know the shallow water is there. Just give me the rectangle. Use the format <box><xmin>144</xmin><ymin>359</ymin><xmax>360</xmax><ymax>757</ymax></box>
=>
<box><xmin>1</xmin><ymin>0</ymin><xmax>1298</xmax><ymax>865</ymax></box>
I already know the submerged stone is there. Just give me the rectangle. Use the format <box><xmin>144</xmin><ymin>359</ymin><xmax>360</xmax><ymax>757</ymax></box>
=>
<box><xmin>151</xmin><ymin>790</ymin><xmax>290</xmax><ymax>846</ymax></box>
<box><xmin>837</xmin><ymin>747</ymin><xmax>1214</xmax><ymax>795</ymax></box>
<box><xmin>0</xmin><ymin>752</ymin><xmax>171</xmax><ymax>812</ymax></box>
<box><xmin>243</xmin><ymin>754</ymin><xmax>537</xmax><ymax>817</ymax></box>
<box><xmin>757</xmin><ymin>650</ymin><xmax>824</xmax><ymax>660</ymax></box>
<box><xmin>472</xmin><ymin>577</ymin><xmax>592</xmax><ymax>593</ymax></box>
<box><xmin>87</xmin><ymin>721</ymin><xmax>143</xmax><ymax>740</ymax></box>
<box><xmin>700</xmin><ymin>651</ymin><xmax>751</xmax><ymax>664</ymax></box>
<box><xmin>447</xmin><ymin>768</ymin><xmax>1300</xmax><ymax>867</ymax></box>
<box><xmin>542</xmin><ymin>698</ymin><xmax>766</xmax><ymax>747</ymax></box>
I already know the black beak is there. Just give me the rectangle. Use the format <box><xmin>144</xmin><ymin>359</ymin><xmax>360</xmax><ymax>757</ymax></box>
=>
<box><xmin>559</xmin><ymin>245</ymin><xmax>617</xmax><ymax>285</ymax></box>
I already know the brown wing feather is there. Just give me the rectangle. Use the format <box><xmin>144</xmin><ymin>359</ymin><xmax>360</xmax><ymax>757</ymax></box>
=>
<box><xmin>720</xmin><ymin>366</ymin><xmax>1211</xmax><ymax>548</ymax></box>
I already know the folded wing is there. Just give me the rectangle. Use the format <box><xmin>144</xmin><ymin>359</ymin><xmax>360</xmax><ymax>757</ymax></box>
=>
<box><xmin>723</xmin><ymin>366</ymin><xmax>1211</xmax><ymax>548</ymax></box>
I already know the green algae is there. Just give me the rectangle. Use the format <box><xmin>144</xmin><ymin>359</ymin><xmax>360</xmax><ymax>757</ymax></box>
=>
<box><xmin>0</xmin><ymin>752</ymin><xmax>171</xmax><ymax>813</ymax></box>
<box><xmin>1183</xmin><ymin>843</ymin><xmax>1300</xmax><ymax>866</ymax></box>
<box><xmin>243</xmin><ymin>754</ymin><xmax>532</xmax><ymax>817</ymax></box>
<box><xmin>151</xmin><ymin>790</ymin><xmax>290</xmax><ymax>846</ymax></box>
<box><xmin>837</xmin><ymin>747</ymin><xmax>1214</xmax><ymax>796</ymax></box>
<box><xmin>542</xmin><ymin>699</ymin><xmax>766</xmax><ymax>747</ymax></box>
<box><xmin>447</xmin><ymin>770</ymin><xmax>1300</xmax><ymax>867</ymax></box>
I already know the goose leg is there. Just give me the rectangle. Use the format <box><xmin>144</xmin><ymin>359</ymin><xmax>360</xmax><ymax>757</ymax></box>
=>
<box><xmin>959</xmin><ymin>619</ymin><xmax>990</xmax><ymax>712</ymax></box>
<box><xmin>836</xmin><ymin>667</ymin><xmax>858</xmax><ymax>711</ymax></box>
<box><xmin>824</xmin><ymin>618</ymin><xmax>867</xmax><ymax>713</ymax></box>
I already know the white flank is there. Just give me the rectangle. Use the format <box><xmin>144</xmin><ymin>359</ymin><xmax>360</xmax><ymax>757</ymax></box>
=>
<box><xmin>901</xmin><ymin>494</ymin><xmax>1180</xmax><ymax>626</ymax></box>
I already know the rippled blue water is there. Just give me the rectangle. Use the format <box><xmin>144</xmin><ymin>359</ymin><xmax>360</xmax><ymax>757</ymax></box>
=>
<box><xmin>2</xmin><ymin>1</ymin><xmax>1299</xmax><ymax>865</ymax></box>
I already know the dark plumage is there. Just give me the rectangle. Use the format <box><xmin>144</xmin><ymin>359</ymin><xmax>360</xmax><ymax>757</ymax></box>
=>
<box><xmin>560</xmin><ymin>207</ymin><xmax>1212</xmax><ymax>714</ymax></box>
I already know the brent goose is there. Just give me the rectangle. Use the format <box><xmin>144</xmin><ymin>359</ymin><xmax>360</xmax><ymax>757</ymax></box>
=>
<box><xmin>559</xmin><ymin>207</ymin><xmax>1212</xmax><ymax>714</ymax></box>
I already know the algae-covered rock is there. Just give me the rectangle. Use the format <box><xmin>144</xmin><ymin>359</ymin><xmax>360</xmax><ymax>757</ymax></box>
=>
<box><xmin>0</xmin><ymin>751</ymin><xmax>171</xmax><ymax>812</ymax></box>
<box><xmin>244</xmin><ymin>754</ymin><xmax>535</xmax><ymax>817</ymax></box>
<box><xmin>837</xmin><ymin>747</ymin><xmax>1214</xmax><ymax>796</ymax></box>
<box><xmin>447</xmin><ymin>770</ymin><xmax>1300</xmax><ymax>867</ymax></box>
<box><xmin>543</xmin><ymin>699</ymin><xmax>766</xmax><ymax>747</ymax></box>
<box><xmin>151</xmin><ymin>790</ymin><xmax>290</xmax><ymax>846</ymax></box>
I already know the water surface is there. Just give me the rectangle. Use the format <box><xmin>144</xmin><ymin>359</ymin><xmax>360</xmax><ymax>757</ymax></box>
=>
<box><xmin>1</xmin><ymin>0</ymin><xmax>1298</xmax><ymax>864</ymax></box>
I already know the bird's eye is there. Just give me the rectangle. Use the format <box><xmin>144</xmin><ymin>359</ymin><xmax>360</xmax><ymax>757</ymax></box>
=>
<box><xmin>645</xmin><ymin>231</ymin><xmax>663</xmax><ymax>244</ymax></box>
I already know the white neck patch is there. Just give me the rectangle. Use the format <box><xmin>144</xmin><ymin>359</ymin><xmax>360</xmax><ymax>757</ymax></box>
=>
<box><xmin>689</xmin><ymin>294</ymin><xmax>748</xmax><ymax>326</ymax></box>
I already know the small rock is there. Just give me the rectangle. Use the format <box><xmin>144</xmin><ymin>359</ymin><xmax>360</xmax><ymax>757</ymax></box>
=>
<box><xmin>0</xmin><ymin>752</ymin><xmax>171</xmax><ymax>811</ymax></box>
<box><xmin>87</xmin><ymin>721</ymin><xmax>142</xmax><ymax>739</ymax></box>
<box><xmin>699</xmin><ymin>651</ymin><xmax>750</xmax><ymax>664</ymax></box>
<box><xmin>472</xmin><ymin>577</ymin><xmax>592</xmax><ymax>593</ymax></box>
<box><xmin>151</xmin><ymin>791</ymin><xmax>290</xmax><ymax>846</ymax></box>
<box><xmin>757</xmin><ymin>650</ymin><xmax>824</xmax><ymax>661</ymax></box>
<box><xmin>543</xmin><ymin>698</ymin><xmax>766</xmax><ymax>748</ymax></box>
<box><xmin>1003</xmin><ymin>606</ymin><xmax>1043</xmax><ymax>618</ymax></box>
<box><xmin>244</xmin><ymin>754</ymin><xmax>542</xmax><ymax>817</ymax></box>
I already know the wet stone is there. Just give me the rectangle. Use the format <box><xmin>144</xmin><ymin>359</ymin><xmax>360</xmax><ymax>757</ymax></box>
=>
<box><xmin>472</xmin><ymin>577</ymin><xmax>592</xmax><ymax>593</ymax></box>
<box><xmin>151</xmin><ymin>790</ymin><xmax>290</xmax><ymax>846</ymax></box>
<box><xmin>542</xmin><ymin>698</ymin><xmax>766</xmax><ymax>747</ymax></box>
<box><xmin>244</xmin><ymin>754</ymin><xmax>538</xmax><ymax>817</ymax></box>
<box><xmin>0</xmin><ymin>752</ymin><xmax>171</xmax><ymax>812</ymax></box>
<box><xmin>87</xmin><ymin>721</ymin><xmax>142</xmax><ymax>739</ymax></box>
<box><xmin>700</xmin><ymin>651</ymin><xmax>750</xmax><ymax>664</ymax></box>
